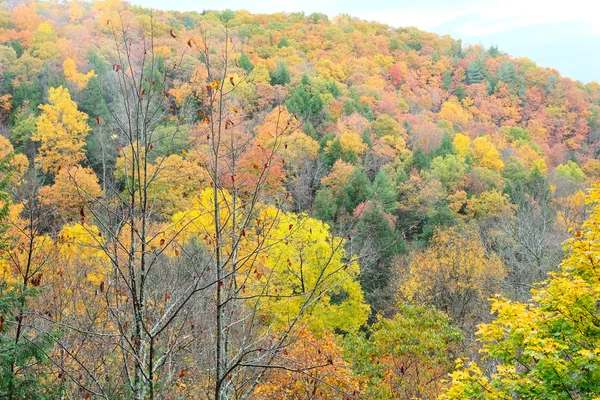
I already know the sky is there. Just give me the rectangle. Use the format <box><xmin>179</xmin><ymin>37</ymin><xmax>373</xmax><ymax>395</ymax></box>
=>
<box><xmin>129</xmin><ymin>0</ymin><xmax>600</xmax><ymax>83</ymax></box>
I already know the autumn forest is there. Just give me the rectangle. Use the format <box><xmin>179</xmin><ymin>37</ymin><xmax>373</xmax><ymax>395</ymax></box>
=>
<box><xmin>0</xmin><ymin>0</ymin><xmax>600</xmax><ymax>398</ymax></box>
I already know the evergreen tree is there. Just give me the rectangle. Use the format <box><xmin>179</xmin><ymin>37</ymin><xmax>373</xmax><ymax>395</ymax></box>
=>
<box><xmin>488</xmin><ymin>44</ymin><xmax>499</xmax><ymax>58</ymax></box>
<box><xmin>413</xmin><ymin>148</ymin><xmax>430</xmax><ymax>170</ymax></box>
<box><xmin>498</xmin><ymin>61</ymin><xmax>517</xmax><ymax>87</ymax></box>
<box><xmin>86</xmin><ymin>51</ymin><xmax>108</xmax><ymax>75</ymax></box>
<box><xmin>286</xmin><ymin>75</ymin><xmax>324</xmax><ymax>125</ymax></box>
<box><xmin>237</xmin><ymin>53</ymin><xmax>253</xmax><ymax>72</ymax></box>
<box><xmin>341</xmin><ymin>100</ymin><xmax>356</xmax><ymax>116</ymax></box>
<box><xmin>8</xmin><ymin>41</ymin><xmax>24</xmax><ymax>58</ymax></box>
<box><xmin>9</xmin><ymin>113</ymin><xmax>36</xmax><ymax>154</ymax></box>
<box><xmin>388</xmin><ymin>37</ymin><xmax>401</xmax><ymax>52</ymax></box>
<box><xmin>277</xmin><ymin>37</ymin><xmax>289</xmax><ymax>48</ymax></box>
<box><xmin>270</xmin><ymin>60</ymin><xmax>291</xmax><ymax>86</ymax></box>
<box><xmin>466</xmin><ymin>59</ymin><xmax>485</xmax><ymax>85</ymax></box>
<box><xmin>354</xmin><ymin>204</ymin><xmax>405</xmax><ymax>313</ymax></box>
<box><xmin>341</xmin><ymin>168</ymin><xmax>371</xmax><ymax>212</ymax></box>
<box><xmin>454</xmin><ymin>83</ymin><xmax>467</xmax><ymax>101</ymax></box>
<box><xmin>312</xmin><ymin>188</ymin><xmax>337</xmax><ymax>223</ymax></box>
<box><xmin>308</xmin><ymin>12</ymin><xmax>328</xmax><ymax>23</ymax></box>
<box><xmin>324</xmin><ymin>138</ymin><xmax>358</xmax><ymax>166</ymax></box>
<box><xmin>432</xmin><ymin>132</ymin><xmax>455</xmax><ymax>159</ymax></box>
<box><xmin>370</xmin><ymin>170</ymin><xmax>398</xmax><ymax>213</ymax></box>
<box><xmin>443</xmin><ymin>70</ymin><xmax>453</xmax><ymax>91</ymax></box>
<box><xmin>80</xmin><ymin>76</ymin><xmax>110</xmax><ymax>124</ymax></box>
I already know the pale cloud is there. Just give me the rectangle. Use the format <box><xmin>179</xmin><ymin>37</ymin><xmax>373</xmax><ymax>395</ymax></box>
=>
<box><xmin>359</xmin><ymin>8</ymin><xmax>472</xmax><ymax>30</ymax></box>
<box><xmin>133</xmin><ymin>0</ymin><xmax>600</xmax><ymax>36</ymax></box>
<box><xmin>353</xmin><ymin>0</ymin><xmax>600</xmax><ymax>37</ymax></box>
<box><xmin>446</xmin><ymin>0</ymin><xmax>600</xmax><ymax>37</ymax></box>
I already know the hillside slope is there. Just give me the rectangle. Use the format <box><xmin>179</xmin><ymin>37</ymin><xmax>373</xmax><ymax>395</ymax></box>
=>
<box><xmin>0</xmin><ymin>1</ymin><xmax>599</xmax><ymax>398</ymax></box>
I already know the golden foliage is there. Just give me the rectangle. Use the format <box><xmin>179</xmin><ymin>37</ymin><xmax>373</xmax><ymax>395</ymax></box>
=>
<box><xmin>63</xmin><ymin>58</ymin><xmax>96</xmax><ymax>89</ymax></box>
<box><xmin>400</xmin><ymin>225</ymin><xmax>505</xmax><ymax>325</ymax></box>
<box><xmin>39</xmin><ymin>166</ymin><xmax>103</xmax><ymax>219</ymax></box>
<box><xmin>33</xmin><ymin>86</ymin><xmax>90</xmax><ymax>174</ymax></box>
<box><xmin>470</xmin><ymin>136</ymin><xmax>505</xmax><ymax>172</ymax></box>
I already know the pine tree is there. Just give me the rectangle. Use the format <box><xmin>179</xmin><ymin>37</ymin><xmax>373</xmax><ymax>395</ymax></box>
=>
<box><xmin>237</xmin><ymin>53</ymin><xmax>253</xmax><ymax>72</ymax></box>
<box><xmin>277</xmin><ymin>37</ymin><xmax>289</xmax><ymax>48</ymax></box>
<box><xmin>465</xmin><ymin>59</ymin><xmax>485</xmax><ymax>85</ymax></box>
<box><xmin>497</xmin><ymin>61</ymin><xmax>517</xmax><ymax>87</ymax></box>
<box><xmin>370</xmin><ymin>170</ymin><xmax>398</xmax><ymax>213</ymax></box>
<box><xmin>270</xmin><ymin>60</ymin><xmax>291</xmax><ymax>86</ymax></box>
<box><xmin>354</xmin><ymin>203</ymin><xmax>405</xmax><ymax>313</ymax></box>
<box><xmin>286</xmin><ymin>75</ymin><xmax>324</xmax><ymax>125</ymax></box>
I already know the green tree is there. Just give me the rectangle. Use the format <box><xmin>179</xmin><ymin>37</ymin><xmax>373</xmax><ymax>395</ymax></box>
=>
<box><xmin>217</xmin><ymin>9</ymin><xmax>235</xmax><ymax>23</ymax></box>
<box><xmin>277</xmin><ymin>37</ymin><xmax>289</xmax><ymax>48</ymax></box>
<box><xmin>443</xmin><ymin>70</ymin><xmax>453</xmax><ymax>91</ymax></box>
<box><xmin>286</xmin><ymin>75</ymin><xmax>324</xmax><ymax>125</ymax></box>
<box><xmin>354</xmin><ymin>203</ymin><xmax>404</xmax><ymax>313</ymax></box>
<box><xmin>371</xmin><ymin>115</ymin><xmax>403</xmax><ymax>138</ymax></box>
<box><xmin>430</xmin><ymin>154</ymin><xmax>467</xmax><ymax>191</ymax></box>
<box><xmin>237</xmin><ymin>53</ymin><xmax>253</xmax><ymax>72</ymax></box>
<box><xmin>555</xmin><ymin>160</ymin><xmax>585</xmax><ymax>185</ymax></box>
<box><xmin>312</xmin><ymin>188</ymin><xmax>338</xmax><ymax>223</ymax></box>
<box><xmin>466</xmin><ymin>59</ymin><xmax>485</xmax><ymax>85</ymax></box>
<box><xmin>79</xmin><ymin>76</ymin><xmax>110</xmax><ymax>124</ymax></box>
<box><xmin>341</xmin><ymin>167</ymin><xmax>371</xmax><ymax>212</ymax></box>
<box><xmin>270</xmin><ymin>60</ymin><xmax>291</xmax><ymax>86</ymax></box>
<box><xmin>324</xmin><ymin>138</ymin><xmax>358</xmax><ymax>166</ymax></box>
<box><xmin>370</xmin><ymin>170</ymin><xmax>398</xmax><ymax>213</ymax></box>
<box><xmin>308</xmin><ymin>12</ymin><xmax>328</xmax><ymax>23</ymax></box>
<box><xmin>0</xmin><ymin>284</ymin><xmax>54</xmax><ymax>399</ymax></box>
<box><xmin>9</xmin><ymin>113</ymin><xmax>36</xmax><ymax>154</ymax></box>
<box><xmin>346</xmin><ymin>303</ymin><xmax>462</xmax><ymax>400</ymax></box>
<box><xmin>498</xmin><ymin>61</ymin><xmax>517</xmax><ymax>87</ymax></box>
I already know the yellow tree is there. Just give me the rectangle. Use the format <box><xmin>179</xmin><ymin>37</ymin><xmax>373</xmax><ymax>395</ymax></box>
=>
<box><xmin>0</xmin><ymin>136</ymin><xmax>29</xmax><ymax>185</ymax></box>
<box><xmin>443</xmin><ymin>184</ymin><xmax>600</xmax><ymax>399</ymax></box>
<box><xmin>29</xmin><ymin>22</ymin><xmax>60</xmax><ymax>61</ymax></box>
<box><xmin>453</xmin><ymin>133</ymin><xmax>470</xmax><ymax>159</ymax></box>
<box><xmin>42</xmin><ymin>21</ymin><xmax>199</xmax><ymax>399</ymax></box>
<box><xmin>279</xmin><ymin>130</ymin><xmax>320</xmax><ymax>178</ymax></box>
<box><xmin>439</xmin><ymin>97</ymin><xmax>473</xmax><ymax>128</ymax></box>
<box><xmin>38</xmin><ymin>165</ymin><xmax>104</xmax><ymax>220</ymax></box>
<box><xmin>0</xmin><ymin>144</ymin><xmax>59</xmax><ymax>398</ymax></box>
<box><xmin>339</xmin><ymin>131</ymin><xmax>368</xmax><ymax>156</ymax></box>
<box><xmin>470</xmin><ymin>135</ymin><xmax>504</xmax><ymax>172</ymax></box>
<box><xmin>170</xmin><ymin>189</ymin><xmax>369</xmax><ymax>334</ymax></box>
<box><xmin>63</xmin><ymin>58</ymin><xmax>96</xmax><ymax>89</ymax></box>
<box><xmin>399</xmin><ymin>225</ymin><xmax>505</xmax><ymax>328</ymax></box>
<box><xmin>0</xmin><ymin>200</ymin><xmax>57</xmax><ymax>398</ymax></box>
<box><xmin>0</xmin><ymin>94</ymin><xmax>11</xmax><ymax>124</ymax></box>
<box><xmin>583</xmin><ymin>158</ymin><xmax>600</xmax><ymax>182</ymax></box>
<box><xmin>175</xmin><ymin>32</ymin><xmax>370</xmax><ymax>396</ymax></box>
<box><xmin>466</xmin><ymin>189</ymin><xmax>514</xmax><ymax>220</ymax></box>
<box><xmin>33</xmin><ymin>86</ymin><xmax>90</xmax><ymax>174</ymax></box>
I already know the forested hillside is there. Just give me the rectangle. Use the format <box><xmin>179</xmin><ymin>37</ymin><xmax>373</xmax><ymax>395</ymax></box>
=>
<box><xmin>1</xmin><ymin>0</ymin><xmax>600</xmax><ymax>398</ymax></box>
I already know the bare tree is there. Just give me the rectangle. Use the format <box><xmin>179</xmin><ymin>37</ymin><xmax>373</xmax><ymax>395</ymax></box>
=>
<box><xmin>185</xmin><ymin>19</ymin><xmax>364</xmax><ymax>400</ymax></box>
<box><xmin>46</xmin><ymin>11</ymin><xmax>364</xmax><ymax>400</ymax></box>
